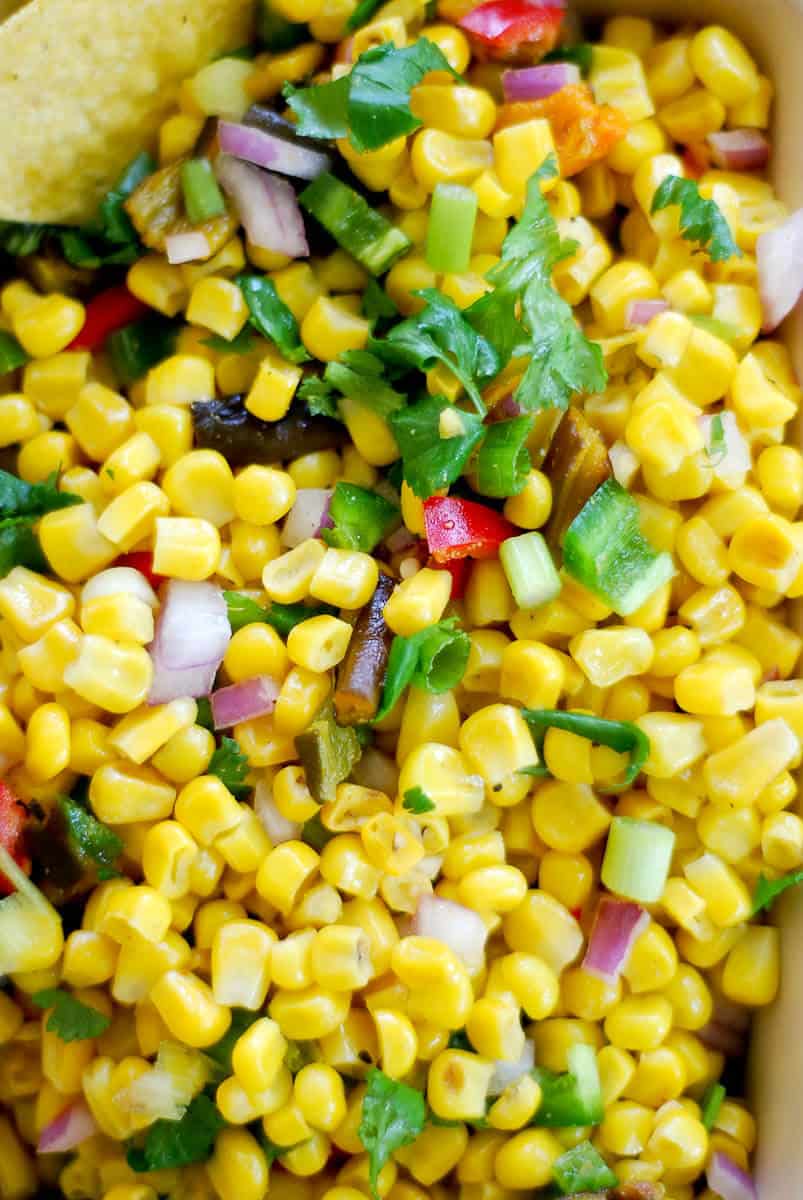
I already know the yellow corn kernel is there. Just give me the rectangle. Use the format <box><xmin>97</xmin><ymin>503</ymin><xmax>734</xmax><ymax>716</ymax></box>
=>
<box><xmin>493</xmin><ymin>120</ymin><xmax>556</xmax><ymax>198</ymax></box>
<box><xmin>256</xmin><ymin>841</ymin><xmax>319</xmax><ymax>915</ymax></box>
<box><xmin>293</xmin><ymin>1063</ymin><xmax>347</xmax><ymax>1134</ymax></box>
<box><xmin>143</xmin><ymin>355</ymin><xmax>214</xmax><ymax>409</ymax></box>
<box><xmin>428</xmin><ymin>1049</ymin><xmax>494</xmax><ymax>1121</ymax></box>
<box><xmin>149</xmin><ymin>969</ymin><xmax>230</xmax><ymax>1048</ymax></box>
<box><xmin>140</xmin><ymin>820</ymin><xmax>197</xmax><ymax>901</ymax></box>
<box><xmin>212</xmin><ymin>919</ymin><xmax>275</xmax><ymax>1010</ymax></box>
<box><xmin>453</xmin><ymin>704</ymin><xmax>532</xmax><ymax>808</ymax></box>
<box><xmin>284</xmin><ymin>613</ymin><xmax>351</xmax><ymax>673</ymax></box>
<box><xmin>65</xmin><ymin>382</ymin><xmax>133</xmax><ymax>462</ymax></box>
<box><xmin>87</xmin><ymin>761</ymin><xmax>175</xmax><ymax>826</ymax></box>
<box><xmin>674</xmin><ymin>651</ymin><xmax>754</xmax><ymax>717</ymax></box>
<box><xmin>502</xmin><ymin>893</ymin><xmax>583</xmax><ymax>975</ymax></box>
<box><xmin>311</xmin><ymin>925</ymin><xmax>373</xmax><ymax>991</ymax></box>
<box><xmin>321</xmin><ymin>833</ymin><xmax>383</xmax><ymax>900</ymax></box>
<box><xmin>645</xmin><ymin>36</ymin><xmax>694</xmax><ymax>105</ymax></box>
<box><xmin>682</xmin><ymin>852</ymin><xmax>752</xmax><ymax>928</ymax></box>
<box><xmin>174</xmin><ymin>773</ymin><xmax>241</xmax><ymax>846</ymax></box>
<box><xmin>731</xmin><ymin>351</ymin><xmax>797</xmax><ymax>431</ymax></box>
<box><xmin>126</xmin><ymin>257</ymin><xmax>187</xmax><ymax>318</ymax></box>
<box><xmin>0</xmin><ymin>567</ymin><xmax>74</xmax><ymax>645</ymax></box>
<box><xmin>721</xmin><ymin>925</ymin><xmax>779</xmax><ymax>1007</ymax></box>
<box><xmin>151</xmin><ymin>723</ymin><xmax>215</xmax><ymax>785</ymax></box>
<box><xmin>16</xmin><ymin>430</ymin><xmax>77</xmax><ymax>483</ymax></box>
<box><xmin>301</xmin><ymin>296</ymin><xmax>371</xmax><ymax>362</ymax></box>
<box><xmin>532</xmin><ymin>780</ymin><xmax>613</xmax><ymax>854</ymax></box>
<box><xmin>186</xmin><ymin>276</ymin><xmax>249</xmax><ymax>340</ymax></box>
<box><xmin>37</xmin><ymin>502</ymin><xmax>118</xmax><ymax>584</ymax></box>
<box><xmin>230</xmin><ymin>1016</ymin><xmax>286</xmax><ymax>1098</ymax></box>
<box><xmin>339</xmin><ymin>397</ymin><xmax>399</xmax><ymax>467</ymax></box>
<box><xmin>22</xmin><ymin>348</ymin><xmax>90</xmax><ymax>418</ymax></box>
<box><xmin>704</xmin><ymin>717</ymin><xmax>799</xmax><ymax>807</ymax></box>
<box><xmin>107</xmin><ymin>697</ymin><xmax>196</xmax><ymax>766</ymax></box>
<box><xmin>383</xmin><ymin>569</ymin><xmax>451</xmax><ymax>638</ymax></box>
<box><xmin>607</xmin><ymin>118</ymin><xmax>667</xmax><ymax>176</ymax></box>
<box><xmin>689</xmin><ymin>25</ymin><xmax>759</xmax><ymax>105</ymax></box>
<box><xmin>411</xmin><ymin>128</ymin><xmax>493</xmax><ymax>193</ymax></box>
<box><xmin>161</xmin><ymin>450</ymin><xmax>235</xmax><ymax>528</ymax></box>
<box><xmin>604</xmin><ymin>994</ymin><xmax>673</xmax><ymax>1052</ymax></box>
<box><xmin>24</xmin><ymin>702</ymin><xmax>70</xmax><ymax>782</ymax></box>
<box><xmin>273</xmin><ymin>666</ymin><xmax>331</xmax><ymax>738</ymax></box>
<box><xmin>591</xmin><ymin>261</ymin><xmax>660</xmax><ymax>333</ymax></box>
<box><xmin>678</xmin><ymin>583</ymin><xmax>745</xmax><ymax>646</ymax></box>
<box><xmin>152</xmin><ymin>516</ymin><xmax>221</xmax><ymax>580</ymax></box>
<box><xmin>410</xmin><ymin>83</ymin><xmax>495</xmax><ymax>140</ymax></box>
<box><xmin>0</xmin><ymin>393</ymin><xmax>38</xmax><ymax>447</ymax></box>
<box><xmin>100</xmin><ymin>434</ymin><xmax>162</xmax><ymax>499</ymax></box>
<box><xmin>494</xmin><ymin>1128</ymin><xmax>563</xmax><ymax>1190</ymax></box>
<box><xmin>262</xmin><ymin>539</ymin><xmax>326</xmax><ymax>604</ymax></box>
<box><xmin>310</xmin><ymin>547</ymin><xmax>379</xmax><ymax>609</ymax></box>
<box><xmin>133</xmin><ymin>405</ymin><xmax>193</xmax><ymax>470</ymax></box>
<box><xmin>99</xmin><ymin>883</ymin><xmax>172</xmax><ymax>947</ymax></box>
<box><xmin>62</xmin><ymin>633</ymin><xmax>152</xmax><ymax>713</ymax></box>
<box><xmin>729</xmin><ymin>513</ymin><xmax>800</xmax><ymax>593</ymax></box>
<box><xmin>244</xmin><ymin>355</ymin><xmax>303</xmax><ymax>422</ymax></box>
<box><xmin>230</xmin><ymin>465</ymin><xmax>295</xmax><ymax>528</ymax></box>
<box><xmin>11</xmin><ymin>291</ymin><xmax>84</xmax><ymax>358</ymax></box>
<box><xmin>369</xmin><ymin>1008</ymin><xmax>417</xmax><ymax>1081</ymax></box>
<box><xmin>590</xmin><ymin>43</ymin><xmax>655</xmax><ymax>120</ymax></box>
<box><xmin>269</xmin><ymin>986</ymin><xmax>351</xmax><ymax>1040</ymax></box>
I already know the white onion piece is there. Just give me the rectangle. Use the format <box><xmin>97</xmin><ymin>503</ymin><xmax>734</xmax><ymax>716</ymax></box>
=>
<box><xmin>625</xmin><ymin>298</ymin><xmax>669</xmax><ymax>327</ymax></box>
<box><xmin>148</xmin><ymin>581</ymin><xmax>231</xmax><ymax>704</ymax></box>
<box><xmin>487</xmin><ymin>1039</ymin><xmax>535</xmax><ymax>1097</ymax></box>
<box><xmin>502</xmin><ymin>62</ymin><xmax>580</xmax><ymax>102</ymax></box>
<box><xmin>254</xmin><ymin>776</ymin><xmax>302</xmax><ymax>843</ymax></box>
<box><xmin>38</xmin><ymin>1099</ymin><xmax>98</xmax><ymax>1153</ymax></box>
<box><xmin>81</xmin><ymin>567</ymin><xmax>158</xmax><ymax>608</ymax></box>
<box><xmin>757</xmin><ymin>205</ymin><xmax>803</xmax><ymax>331</ymax></box>
<box><xmin>219</xmin><ymin>120</ymin><xmax>331</xmax><ymax>180</ymax></box>
<box><xmin>211</xmin><ymin>674</ymin><xmax>280</xmax><ymax>728</ymax></box>
<box><xmin>707</xmin><ymin>1151</ymin><xmax>758</xmax><ymax>1200</ymax></box>
<box><xmin>698</xmin><ymin>411</ymin><xmax>750</xmax><ymax>490</ymax></box>
<box><xmin>216</xmin><ymin>154</ymin><xmax>309</xmax><ymax>258</ymax></box>
<box><xmin>281</xmin><ymin>488</ymin><xmax>334</xmax><ymax>547</ymax></box>
<box><xmin>165</xmin><ymin>231</ymin><xmax>213</xmax><ymax>264</ymax></box>
<box><xmin>117</xmin><ymin>1069</ymin><xmax>187</xmax><ymax>1123</ymax></box>
<box><xmin>413</xmin><ymin>894</ymin><xmax>487</xmax><ymax>972</ymax></box>
<box><xmin>417</xmin><ymin>854</ymin><xmax>444</xmax><ymax>880</ymax></box>
<box><xmin>707</xmin><ymin>129</ymin><xmax>770</xmax><ymax>171</ymax></box>
<box><xmin>582</xmin><ymin>896</ymin><xmax>650</xmax><ymax>983</ymax></box>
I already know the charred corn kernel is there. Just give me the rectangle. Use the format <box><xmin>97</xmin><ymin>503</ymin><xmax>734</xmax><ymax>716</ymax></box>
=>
<box><xmin>162</xmin><ymin>449</ymin><xmax>235</xmax><ymax>527</ymax></box>
<box><xmin>372</xmin><ymin>1009</ymin><xmax>418</xmax><ymax>1079</ymax></box>
<box><xmin>503</xmin><ymin>893</ymin><xmax>583</xmax><ymax>975</ymax></box>
<box><xmin>134</xmin><ymin>405</ymin><xmax>193</xmax><ymax>469</ymax></box>
<box><xmin>675</xmin><ymin>653</ymin><xmax>755</xmax><ymax>716</ymax></box>
<box><xmin>16</xmin><ymin>430</ymin><xmax>78</xmax><ymax>482</ymax></box>
<box><xmin>384</xmin><ymin>569</ymin><xmax>452</xmax><ymax>638</ymax></box>
<box><xmin>63</xmin><ymin>635</ymin><xmax>152</xmax><ymax>713</ymax></box>
<box><xmin>262</xmin><ymin>539</ymin><xmax>326</xmax><ymax>604</ymax></box>
<box><xmin>286</xmin><ymin>614</ymin><xmax>352</xmax><ymax>673</ymax></box>
<box><xmin>269</xmin><ymin>986</ymin><xmax>351</xmax><ymax>1040</ymax></box>
<box><xmin>38</xmin><ymin>502</ymin><xmax>118</xmax><ymax>584</ymax></box>
<box><xmin>397</xmin><ymin>686</ymin><xmax>460</xmax><ymax>762</ymax></box>
<box><xmin>245</xmin><ymin>356</ymin><xmax>303</xmax><ymax>422</ymax></box>
<box><xmin>108</xmin><ymin>697</ymin><xmax>196</xmax><ymax>765</ymax></box>
<box><xmin>150</xmin><ymin>969</ymin><xmax>230</xmax><ymax>1048</ymax></box>
<box><xmin>175</xmin><ymin>774</ymin><xmax>243</xmax><ymax>845</ymax></box>
<box><xmin>704</xmin><ymin>718</ymin><xmax>799</xmax><ymax>806</ymax></box>
<box><xmin>310</xmin><ymin>547</ymin><xmax>379</xmax><ymax>609</ymax></box>
<box><xmin>722</xmin><ymin>925</ymin><xmax>779</xmax><ymax>1007</ymax></box>
<box><xmin>232</xmin><ymin>465</ymin><xmax>295</xmax><ymax>527</ymax></box>
<box><xmin>142</xmin><ymin>821</ymin><xmax>198</xmax><ymax>900</ymax></box>
<box><xmin>127</xmin><ymin>257</ymin><xmax>187</xmax><ymax>318</ymax></box>
<box><xmin>311</xmin><ymin>925</ymin><xmax>373</xmax><ymax>990</ymax></box>
<box><xmin>88</xmin><ymin>760</ymin><xmax>175</xmax><ymax>824</ymax></box>
<box><xmin>340</xmin><ymin>398</ymin><xmax>399</xmax><ymax>467</ymax></box>
<box><xmin>411</xmin><ymin>83</ymin><xmax>496</xmax><ymax>139</ymax></box>
<box><xmin>428</xmin><ymin>1049</ymin><xmax>494</xmax><ymax>1121</ymax></box>
<box><xmin>24</xmin><ymin>702</ymin><xmax>69</xmax><ymax>781</ymax></box>
<box><xmin>256</xmin><ymin>841</ymin><xmax>320</xmax><ymax>915</ymax></box>
<box><xmin>690</xmin><ymin>25</ymin><xmax>759</xmax><ymax>104</ymax></box>
<box><xmin>731</xmin><ymin>352</ymin><xmax>797</xmax><ymax>430</ymax></box>
<box><xmin>683</xmin><ymin>852</ymin><xmax>751</xmax><ymax>929</ymax></box>
<box><xmin>212</xmin><ymin>919</ymin><xmax>275</xmax><ymax>1009</ymax></box>
<box><xmin>152</xmin><ymin>723</ymin><xmax>215</xmax><ymax>784</ymax></box>
<box><xmin>462</xmin><ymin>629</ymin><xmax>511</xmax><ymax>693</ymax></box>
<box><xmin>494</xmin><ymin>1128</ymin><xmax>563</xmax><ymax>1190</ymax></box>
<box><xmin>493</xmin><ymin>120</ymin><xmax>555</xmax><ymax>196</ymax></box>
<box><xmin>186</xmin><ymin>276</ymin><xmax>249</xmax><ymax>341</ymax></box>
<box><xmin>591</xmin><ymin>261</ymin><xmax>660</xmax><ymax>333</ymax></box>
<box><xmin>152</xmin><ymin>516</ymin><xmax>221</xmax><ymax>580</ymax></box>
<box><xmin>532</xmin><ymin>781</ymin><xmax>612</xmax><ymax>854</ymax></box>
<box><xmin>412</xmin><ymin>129</ymin><xmax>493</xmax><ymax>192</ymax></box>
<box><xmin>301</xmin><ymin>297</ymin><xmax>371</xmax><ymax>362</ymax></box>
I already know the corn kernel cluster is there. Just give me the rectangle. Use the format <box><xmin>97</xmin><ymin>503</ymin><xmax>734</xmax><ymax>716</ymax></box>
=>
<box><xmin>0</xmin><ymin>7</ymin><xmax>797</xmax><ymax>1200</ymax></box>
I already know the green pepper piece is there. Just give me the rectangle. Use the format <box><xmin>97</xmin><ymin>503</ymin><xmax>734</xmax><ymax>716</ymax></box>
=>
<box><xmin>295</xmin><ymin>703</ymin><xmax>362</xmax><ymax>804</ymax></box>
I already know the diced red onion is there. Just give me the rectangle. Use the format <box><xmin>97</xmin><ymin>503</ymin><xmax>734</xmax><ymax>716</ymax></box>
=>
<box><xmin>413</xmin><ymin>894</ymin><xmax>487</xmax><ymax>972</ymax></box>
<box><xmin>216</xmin><ymin>155</ymin><xmax>309</xmax><ymax>259</ymax></box>
<box><xmin>698</xmin><ymin>1020</ymin><xmax>745</xmax><ymax>1057</ymax></box>
<box><xmin>254</xmin><ymin>777</ymin><xmax>301</xmax><ymax>843</ymax></box>
<box><xmin>488</xmin><ymin>1039</ymin><xmax>535</xmax><ymax>1096</ymax></box>
<box><xmin>582</xmin><ymin>896</ymin><xmax>650</xmax><ymax>983</ymax></box>
<box><xmin>210</xmin><ymin>674</ymin><xmax>280</xmax><ymax>729</ymax></box>
<box><xmin>219</xmin><ymin>120</ymin><xmax>331</xmax><ymax>181</ymax></box>
<box><xmin>165</xmin><ymin>231</ymin><xmax>213</xmax><ymax>265</ymax></box>
<box><xmin>281</xmin><ymin>488</ymin><xmax>334</xmax><ymax>548</ymax></box>
<box><xmin>707</xmin><ymin>1151</ymin><xmax>758</xmax><ymax>1200</ymax></box>
<box><xmin>707</xmin><ymin>129</ymin><xmax>770</xmax><ymax>171</ymax></box>
<box><xmin>625</xmin><ymin>298</ymin><xmax>669</xmax><ymax>328</ymax></box>
<box><xmin>502</xmin><ymin>62</ymin><xmax>580</xmax><ymax>102</ymax></box>
<box><xmin>757</xmin><ymin>205</ymin><xmax>803</xmax><ymax>331</ymax></box>
<box><xmin>38</xmin><ymin>1099</ymin><xmax>98</xmax><ymax>1154</ymax></box>
<box><xmin>148</xmin><ymin>581</ymin><xmax>231</xmax><ymax>704</ymax></box>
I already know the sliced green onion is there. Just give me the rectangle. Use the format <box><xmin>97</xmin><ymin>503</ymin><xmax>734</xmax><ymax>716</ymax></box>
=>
<box><xmin>499</xmin><ymin>532</ymin><xmax>561</xmax><ymax>610</ymax></box>
<box><xmin>701</xmin><ymin>1082</ymin><xmax>726</xmax><ymax>1131</ymax></box>
<box><xmin>425</xmin><ymin>183</ymin><xmax>478</xmax><ymax>274</ymax></box>
<box><xmin>300</xmin><ymin>173</ymin><xmax>412</xmax><ymax>276</ymax></box>
<box><xmin>552</xmin><ymin>1141</ymin><xmax>618</xmax><ymax>1194</ymax></box>
<box><xmin>532</xmin><ymin>1043</ymin><xmax>604</xmax><ymax>1127</ymax></box>
<box><xmin>475</xmin><ymin>416</ymin><xmax>533</xmax><ymax>498</ymax></box>
<box><xmin>0</xmin><ymin>330</ymin><xmax>29</xmax><ymax>374</ymax></box>
<box><xmin>521</xmin><ymin>708</ymin><xmax>650</xmax><ymax>793</ymax></box>
<box><xmin>181</xmin><ymin>158</ymin><xmax>226</xmax><ymax>224</ymax></box>
<box><xmin>601</xmin><ymin>816</ymin><xmax>676</xmax><ymax>903</ymax></box>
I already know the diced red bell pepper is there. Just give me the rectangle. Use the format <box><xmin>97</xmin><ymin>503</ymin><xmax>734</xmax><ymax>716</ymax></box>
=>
<box><xmin>424</xmin><ymin>496</ymin><xmax>517</xmax><ymax>563</ymax></box>
<box><xmin>428</xmin><ymin>555</ymin><xmax>470</xmax><ymax>600</ymax></box>
<box><xmin>114</xmin><ymin>551</ymin><xmax>165</xmax><ymax>590</ymax></box>
<box><xmin>459</xmin><ymin>0</ymin><xmax>566</xmax><ymax>63</ymax></box>
<box><xmin>0</xmin><ymin>782</ymin><xmax>30</xmax><ymax>895</ymax></box>
<box><xmin>69</xmin><ymin>285</ymin><xmax>149</xmax><ymax>352</ymax></box>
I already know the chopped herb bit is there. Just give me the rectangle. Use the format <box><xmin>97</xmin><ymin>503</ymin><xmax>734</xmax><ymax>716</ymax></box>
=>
<box><xmin>203</xmin><ymin>326</ymin><xmax>257</xmax><ymax>354</ymax></box>
<box><xmin>707</xmin><ymin>412</ymin><xmax>727</xmax><ymax>464</ymax></box>
<box><xmin>701</xmin><ymin>1082</ymin><xmax>726</xmax><ymax>1131</ymax></box>
<box><xmin>106</xmin><ymin>314</ymin><xmax>179</xmax><ymax>386</ymax></box>
<box><xmin>127</xmin><ymin>1094</ymin><xmax>225</xmax><ymax>1172</ymax></box>
<box><xmin>32</xmin><ymin>988</ymin><xmax>111</xmax><ymax>1042</ymax></box>
<box><xmin>205</xmin><ymin>1009</ymin><xmax>260</xmax><ymax>1073</ymax></box>
<box><xmin>238</xmin><ymin>275</ymin><xmax>310</xmax><ymax>364</ymax></box>
<box><xmin>195</xmin><ymin>697</ymin><xmax>215</xmax><ymax>731</ymax></box>
<box><xmin>390</xmin><ymin>394</ymin><xmax>485</xmax><ymax>499</ymax></box>
<box><xmin>0</xmin><ymin>469</ymin><xmax>81</xmax><ymax>578</ymax></box>
<box><xmin>0</xmin><ymin>521</ymin><xmax>48</xmax><ymax>577</ymax></box>
<box><xmin>284</xmin><ymin>1040</ymin><xmax>318</xmax><ymax>1073</ymax></box>
<box><xmin>323</xmin><ymin>350</ymin><xmax>406</xmax><ymax>419</ymax></box>
<box><xmin>376</xmin><ymin>618</ymin><xmax>471</xmax><ymax>722</ymax></box>
<box><xmin>362</xmin><ymin>279</ymin><xmax>399</xmax><ymax>324</ymax></box>
<box><xmin>58</xmin><ymin>795</ymin><xmax>123</xmax><ymax>881</ymax></box>
<box><xmin>207</xmin><ymin>736</ymin><xmax>251</xmax><ymax>798</ymax></box>
<box><xmin>651</xmin><ymin>175</ymin><xmax>742</xmax><ymax>262</ymax></box>
<box><xmin>347</xmin><ymin>0</ymin><xmax>383</xmax><ymax>30</ymax></box>
<box><xmin>359</xmin><ymin>1069</ymin><xmax>426</xmax><ymax>1199</ymax></box>
<box><xmin>403</xmin><ymin>787</ymin><xmax>435</xmax><ymax>813</ymax></box>
<box><xmin>531</xmin><ymin>1044</ymin><xmax>604</xmax><ymax>1128</ymax></box>
<box><xmin>514</xmin><ymin>276</ymin><xmax>607</xmax><ymax>412</ymax></box>
<box><xmin>753</xmin><ymin>868</ymin><xmax>803</xmax><ymax>914</ymax></box>
<box><xmin>0</xmin><ymin>330</ymin><xmax>29</xmax><ymax>374</ymax></box>
<box><xmin>323</xmin><ymin>482</ymin><xmax>399</xmax><ymax>553</ymax></box>
<box><xmin>258</xmin><ymin>1134</ymin><xmax>289</xmax><ymax>1166</ymax></box>
<box><xmin>475</xmin><ymin>415</ymin><xmax>533</xmax><ymax>498</ymax></box>
<box><xmin>299</xmin><ymin>374</ymin><xmax>342</xmax><ymax>421</ymax></box>
<box><xmin>542</xmin><ymin>42</ymin><xmax>594</xmax><ymax>74</ymax></box>
<box><xmin>224</xmin><ymin>590</ymin><xmax>335</xmax><ymax>635</ymax></box>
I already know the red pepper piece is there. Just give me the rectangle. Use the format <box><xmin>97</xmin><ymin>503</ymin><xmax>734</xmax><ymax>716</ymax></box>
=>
<box><xmin>459</xmin><ymin>0</ymin><xmax>565</xmax><ymax>63</ymax></box>
<box><xmin>0</xmin><ymin>782</ymin><xmax>30</xmax><ymax>895</ymax></box>
<box><xmin>424</xmin><ymin>496</ymin><xmax>517</xmax><ymax>563</ymax></box>
<box><xmin>114</xmin><ymin>551</ymin><xmax>165</xmax><ymax>589</ymax></box>
<box><xmin>428</xmin><ymin>555</ymin><xmax>470</xmax><ymax>600</ymax></box>
<box><xmin>69</xmin><ymin>285</ymin><xmax>149</xmax><ymax>351</ymax></box>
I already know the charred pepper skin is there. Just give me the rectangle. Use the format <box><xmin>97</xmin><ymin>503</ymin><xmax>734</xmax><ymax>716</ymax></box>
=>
<box><xmin>334</xmin><ymin>572</ymin><xmax>395</xmax><ymax>724</ymax></box>
<box><xmin>192</xmin><ymin>395</ymin><xmax>350</xmax><ymax>466</ymax></box>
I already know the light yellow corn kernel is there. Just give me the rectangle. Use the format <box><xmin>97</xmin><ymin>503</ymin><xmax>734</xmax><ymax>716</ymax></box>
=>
<box><xmin>428</xmin><ymin>1049</ymin><xmax>494</xmax><ymax>1121</ymax></box>
<box><xmin>186</xmin><ymin>276</ymin><xmax>249</xmax><ymax>341</ymax></box>
<box><xmin>231</xmin><ymin>465</ymin><xmax>295</xmax><ymax>527</ymax></box>
<box><xmin>212</xmin><ymin>919</ymin><xmax>275</xmax><ymax>1009</ymax></box>
<box><xmin>531</xmin><ymin>780</ymin><xmax>612</xmax><ymax>854</ymax></box>
<box><xmin>262</xmin><ymin>539</ymin><xmax>326</xmax><ymax>604</ymax></box>
<box><xmin>383</xmin><ymin>569</ymin><xmax>451</xmax><ymax>638</ymax></box>
<box><xmin>62</xmin><ymin>633</ymin><xmax>153</xmax><ymax>713</ymax></box>
<box><xmin>16</xmin><ymin>430</ymin><xmax>77</xmax><ymax>483</ymax></box>
<box><xmin>690</xmin><ymin>26</ymin><xmax>759</xmax><ymax>105</ymax></box>
<box><xmin>493</xmin><ymin>119</ymin><xmax>556</xmax><ymax>197</ymax></box>
<box><xmin>269</xmin><ymin>986</ymin><xmax>351</xmax><ymax>1040</ymax></box>
<box><xmin>704</xmin><ymin>717</ymin><xmax>799</xmax><ymax>806</ymax></box>
<box><xmin>152</xmin><ymin>516</ymin><xmax>221</xmax><ymax>580</ymax></box>
<box><xmin>684</xmin><ymin>853</ymin><xmax>752</xmax><ymax>927</ymax></box>
<box><xmin>411</xmin><ymin>129</ymin><xmax>493</xmax><ymax>193</ymax></box>
<box><xmin>161</xmin><ymin>449</ymin><xmax>235</xmax><ymax>527</ymax></box>
<box><xmin>150</xmin><ymin>969</ymin><xmax>230</xmax><ymax>1048</ymax></box>
<box><xmin>100</xmin><ymin>433</ymin><xmax>162</xmax><ymax>498</ymax></box>
<box><xmin>729</xmin><ymin>513</ymin><xmax>800</xmax><ymax>593</ymax></box>
<box><xmin>503</xmin><ymin>892</ymin><xmax>583</xmax><ymax>975</ymax></box>
<box><xmin>65</xmin><ymin>382</ymin><xmax>133</xmax><ymax>462</ymax></box>
<box><xmin>255</xmin><ymin>841</ymin><xmax>319</xmax><ymax>915</ymax></box>
<box><xmin>591</xmin><ymin>261</ymin><xmax>661</xmax><ymax>334</ymax></box>
<box><xmin>24</xmin><ymin>702</ymin><xmax>70</xmax><ymax>781</ymax></box>
<box><xmin>12</xmin><ymin>291</ymin><xmax>84</xmax><ymax>358</ymax></box>
<box><xmin>127</xmin><ymin>257</ymin><xmax>187</xmax><ymax>318</ymax></box>
<box><xmin>133</xmin><ymin>405</ymin><xmax>193</xmax><ymax>470</ymax></box>
<box><xmin>152</xmin><ymin>723</ymin><xmax>215</xmax><ymax>784</ymax></box>
<box><xmin>22</xmin><ymin>349</ymin><xmax>90</xmax><ymax>418</ymax></box>
<box><xmin>310</xmin><ymin>547</ymin><xmax>379</xmax><ymax>609</ymax></box>
<box><xmin>37</xmin><ymin>503</ymin><xmax>118</xmax><ymax>584</ymax></box>
<box><xmin>174</xmin><ymin>774</ymin><xmax>242</xmax><ymax>846</ymax></box>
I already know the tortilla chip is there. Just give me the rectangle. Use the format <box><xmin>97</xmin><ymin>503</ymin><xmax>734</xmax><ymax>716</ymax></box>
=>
<box><xmin>0</xmin><ymin>0</ymin><xmax>253</xmax><ymax>223</ymax></box>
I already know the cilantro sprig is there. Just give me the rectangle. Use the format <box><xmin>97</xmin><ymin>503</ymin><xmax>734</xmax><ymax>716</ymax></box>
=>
<box><xmin>32</xmin><ymin>989</ymin><xmax>111</xmax><ymax>1042</ymax></box>
<box><xmin>358</xmin><ymin>1069</ymin><xmax>426</xmax><ymax>1198</ymax></box>
<box><xmin>753</xmin><ymin>869</ymin><xmax>803</xmax><ymax>914</ymax></box>
<box><xmin>651</xmin><ymin>175</ymin><xmax>742</xmax><ymax>263</ymax></box>
<box><xmin>207</xmin><ymin>736</ymin><xmax>251</xmax><ymax>798</ymax></box>
<box><xmin>0</xmin><ymin>469</ymin><xmax>81</xmax><ymax>578</ymax></box>
<box><xmin>375</xmin><ymin>618</ymin><xmax>471</xmax><ymax>721</ymax></box>
<box><xmin>127</xmin><ymin>1094</ymin><xmax>224</xmax><ymax>1172</ymax></box>
<box><xmin>389</xmin><ymin>394</ymin><xmax>485</xmax><ymax>499</ymax></box>
<box><xmin>403</xmin><ymin>787</ymin><xmax>435</xmax><ymax>813</ymax></box>
<box><xmin>299</xmin><ymin>350</ymin><xmax>407</xmax><ymax>422</ymax></box>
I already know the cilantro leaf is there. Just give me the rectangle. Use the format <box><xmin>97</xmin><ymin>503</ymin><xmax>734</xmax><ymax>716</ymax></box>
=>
<box><xmin>205</xmin><ymin>1009</ymin><xmax>260</xmax><ymax>1074</ymax></box>
<box><xmin>0</xmin><ymin>470</ymin><xmax>82</xmax><ymax>520</ymax></box>
<box><xmin>513</xmin><ymin>277</ymin><xmax>607</xmax><ymax>412</ymax></box>
<box><xmin>753</xmin><ymin>869</ymin><xmax>803</xmax><ymax>914</ymax></box>
<box><xmin>389</xmin><ymin>393</ymin><xmax>485</xmax><ymax>498</ymax></box>
<box><xmin>707</xmin><ymin>412</ymin><xmax>727</xmax><ymax>464</ymax></box>
<box><xmin>238</xmin><ymin>275</ymin><xmax>311</xmax><ymax>364</ymax></box>
<box><xmin>127</xmin><ymin>1094</ymin><xmax>225</xmax><ymax>1172</ymax></box>
<box><xmin>375</xmin><ymin>618</ymin><xmax>471</xmax><ymax>721</ymax></box>
<box><xmin>208</xmin><ymin>737</ymin><xmax>251</xmax><ymax>798</ymax></box>
<box><xmin>59</xmin><ymin>795</ymin><xmax>123</xmax><ymax>881</ymax></box>
<box><xmin>203</xmin><ymin>326</ymin><xmax>257</xmax><ymax>354</ymax></box>
<box><xmin>286</xmin><ymin>39</ymin><xmax>457</xmax><ymax>152</ymax></box>
<box><xmin>358</xmin><ymin>1069</ymin><xmax>426</xmax><ymax>1199</ymax></box>
<box><xmin>497</xmin><ymin>155</ymin><xmax>568</xmax><ymax>271</ymax></box>
<box><xmin>372</xmin><ymin>289</ymin><xmax>499</xmax><ymax>414</ymax></box>
<box><xmin>32</xmin><ymin>989</ymin><xmax>111</xmax><ymax>1042</ymax></box>
<box><xmin>362</xmin><ymin>279</ymin><xmax>399</xmax><ymax>324</ymax></box>
<box><xmin>0</xmin><ymin>521</ymin><xmax>49</xmax><ymax>577</ymax></box>
<box><xmin>651</xmin><ymin>175</ymin><xmax>742</xmax><ymax>263</ymax></box>
<box><xmin>325</xmin><ymin>350</ymin><xmax>406</xmax><ymax>418</ymax></box>
<box><xmin>299</xmin><ymin>375</ymin><xmax>342</xmax><ymax>420</ymax></box>
<box><xmin>403</xmin><ymin>787</ymin><xmax>435</xmax><ymax>813</ymax></box>
<box><xmin>322</xmin><ymin>482</ymin><xmax>399</xmax><ymax>552</ymax></box>
<box><xmin>0</xmin><ymin>330</ymin><xmax>29</xmax><ymax>374</ymax></box>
